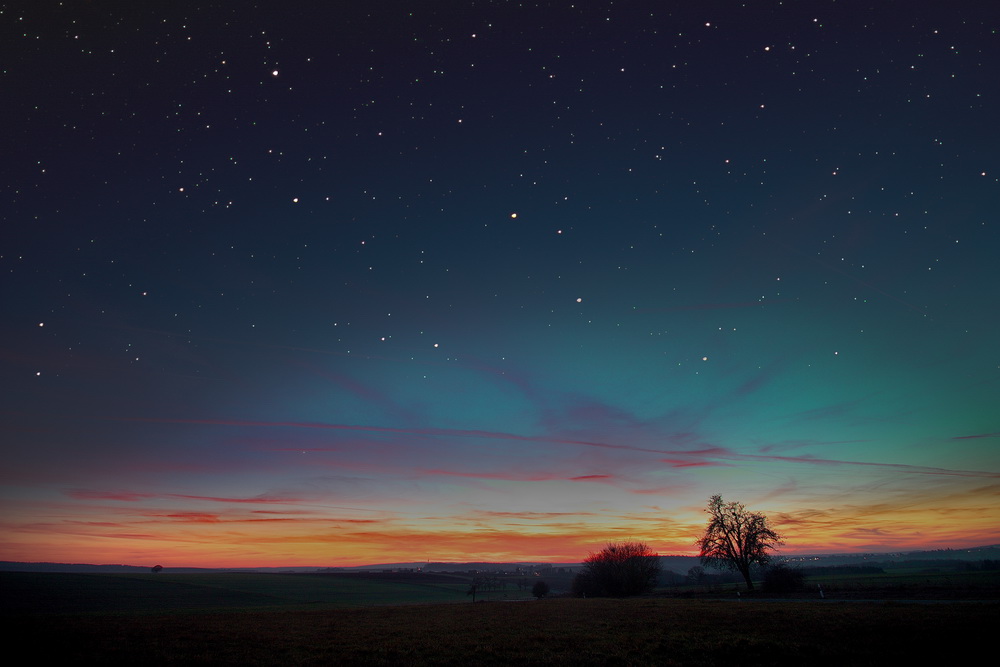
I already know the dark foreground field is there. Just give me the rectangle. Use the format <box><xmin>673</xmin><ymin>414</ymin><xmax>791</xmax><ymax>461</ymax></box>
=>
<box><xmin>3</xmin><ymin>573</ymin><xmax>996</xmax><ymax>665</ymax></box>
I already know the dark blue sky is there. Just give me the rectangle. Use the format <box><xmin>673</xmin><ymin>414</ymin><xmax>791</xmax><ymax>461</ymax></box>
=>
<box><xmin>3</xmin><ymin>2</ymin><xmax>998</xmax><ymax>566</ymax></box>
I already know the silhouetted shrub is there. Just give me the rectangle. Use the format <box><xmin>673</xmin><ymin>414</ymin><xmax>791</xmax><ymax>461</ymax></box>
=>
<box><xmin>571</xmin><ymin>571</ymin><xmax>599</xmax><ymax>597</ymax></box>
<box><xmin>686</xmin><ymin>566</ymin><xmax>706</xmax><ymax>585</ymax></box>
<box><xmin>763</xmin><ymin>564</ymin><xmax>805</xmax><ymax>593</ymax></box>
<box><xmin>531</xmin><ymin>580</ymin><xmax>550</xmax><ymax>599</ymax></box>
<box><xmin>573</xmin><ymin>541</ymin><xmax>660</xmax><ymax>597</ymax></box>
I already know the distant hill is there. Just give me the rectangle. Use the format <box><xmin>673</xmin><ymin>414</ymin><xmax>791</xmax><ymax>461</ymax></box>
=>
<box><xmin>0</xmin><ymin>562</ymin><xmax>211</xmax><ymax>573</ymax></box>
<box><xmin>781</xmin><ymin>544</ymin><xmax>1000</xmax><ymax>567</ymax></box>
<box><xmin>3</xmin><ymin>545</ymin><xmax>997</xmax><ymax>573</ymax></box>
<box><xmin>422</xmin><ymin>562</ymin><xmax>580</xmax><ymax>573</ymax></box>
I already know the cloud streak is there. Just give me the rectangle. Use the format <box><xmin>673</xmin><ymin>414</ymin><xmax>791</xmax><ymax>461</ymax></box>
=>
<box><xmin>88</xmin><ymin>416</ymin><xmax>1000</xmax><ymax>480</ymax></box>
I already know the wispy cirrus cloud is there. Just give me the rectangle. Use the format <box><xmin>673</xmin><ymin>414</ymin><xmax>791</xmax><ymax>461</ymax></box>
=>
<box><xmin>67</xmin><ymin>489</ymin><xmax>156</xmax><ymax>502</ymax></box>
<box><xmin>156</xmin><ymin>512</ymin><xmax>222</xmax><ymax>523</ymax></box>
<box><xmin>470</xmin><ymin>510</ymin><xmax>598</xmax><ymax>519</ymax></box>
<box><xmin>144</xmin><ymin>512</ymin><xmax>375</xmax><ymax>525</ymax></box>
<box><xmin>167</xmin><ymin>493</ymin><xmax>304</xmax><ymax>504</ymax></box>
<box><xmin>661</xmin><ymin>459</ymin><xmax>727</xmax><ymax>468</ymax></box>
<box><xmin>420</xmin><ymin>468</ymin><xmax>559</xmax><ymax>481</ymax></box>
<box><xmin>419</xmin><ymin>468</ymin><xmax>616</xmax><ymax>483</ymax></box>
<box><xmin>755</xmin><ymin>439</ymin><xmax>871</xmax><ymax>453</ymax></box>
<box><xmin>740</xmin><ymin>453</ymin><xmax>1000</xmax><ymax>478</ymax></box>
<box><xmin>66</xmin><ymin>488</ymin><xmax>306</xmax><ymax>504</ymax></box>
<box><xmin>102</xmin><ymin>416</ymin><xmax>677</xmax><ymax>455</ymax></box>
<box><xmin>93</xmin><ymin>416</ymin><xmax>1000</xmax><ymax>480</ymax></box>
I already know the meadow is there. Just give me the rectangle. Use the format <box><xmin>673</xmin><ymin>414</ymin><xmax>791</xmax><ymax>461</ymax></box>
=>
<box><xmin>0</xmin><ymin>571</ymin><xmax>482</xmax><ymax>615</ymax></box>
<box><xmin>3</xmin><ymin>570</ymin><xmax>996</xmax><ymax>664</ymax></box>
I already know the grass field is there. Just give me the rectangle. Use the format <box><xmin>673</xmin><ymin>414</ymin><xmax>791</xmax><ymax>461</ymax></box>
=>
<box><xmin>3</xmin><ymin>571</ymin><xmax>996</xmax><ymax>664</ymax></box>
<box><xmin>0</xmin><ymin>571</ymin><xmax>486</xmax><ymax>614</ymax></box>
<box><xmin>675</xmin><ymin>567</ymin><xmax>1000</xmax><ymax>600</ymax></box>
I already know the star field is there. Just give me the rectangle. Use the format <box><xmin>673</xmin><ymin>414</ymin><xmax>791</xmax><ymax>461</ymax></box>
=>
<box><xmin>2</xmin><ymin>2</ymin><xmax>998</xmax><ymax>567</ymax></box>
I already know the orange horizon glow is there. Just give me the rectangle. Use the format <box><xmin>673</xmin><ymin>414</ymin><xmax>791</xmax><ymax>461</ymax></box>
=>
<box><xmin>4</xmin><ymin>491</ymin><xmax>998</xmax><ymax>569</ymax></box>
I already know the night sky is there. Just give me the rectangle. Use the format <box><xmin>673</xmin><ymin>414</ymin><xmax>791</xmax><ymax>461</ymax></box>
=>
<box><xmin>3</xmin><ymin>2</ymin><xmax>998</xmax><ymax>567</ymax></box>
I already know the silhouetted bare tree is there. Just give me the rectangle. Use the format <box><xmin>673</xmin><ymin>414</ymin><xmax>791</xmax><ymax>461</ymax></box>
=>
<box><xmin>697</xmin><ymin>494</ymin><xmax>782</xmax><ymax>591</ymax></box>
<box><xmin>685</xmin><ymin>565</ymin><xmax>706</xmax><ymax>585</ymax></box>
<box><xmin>467</xmin><ymin>574</ymin><xmax>504</xmax><ymax>602</ymax></box>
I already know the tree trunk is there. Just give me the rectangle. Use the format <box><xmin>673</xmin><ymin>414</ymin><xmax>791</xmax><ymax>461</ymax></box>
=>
<box><xmin>741</xmin><ymin>568</ymin><xmax>754</xmax><ymax>591</ymax></box>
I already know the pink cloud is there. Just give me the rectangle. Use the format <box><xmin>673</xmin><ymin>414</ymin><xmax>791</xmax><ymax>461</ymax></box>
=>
<box><xmin>157</xmin><ymin>512</ymin><xmax>222</xmax><ymax>523</ymax></box>
<box><xmin>65</xmin><ymin>488</ymin><xmax>309</xmax><ymax>506</ymax></box>
<box><xmin>165</xmin><ymin>493</ymin><xmax>304</xmax><ymax>504</ymax></box>
<box><xmin>92</xmin><ymin>416</ymin><xmax>999</xmax><ymax>481</ymax></box>
<box><xmin>422</xmin><ymin>468</ymin><xmax>611</xmax><ymax>483</ymax></box>
<box><xmin>661</xmin><ymin>459</ymin><xmax>726</xmax><ymax>468</ymax></box>
<box><xmin>102</xmin><ymin>416</ymin><xmax>682</xmax><ymax>455</ymax></box>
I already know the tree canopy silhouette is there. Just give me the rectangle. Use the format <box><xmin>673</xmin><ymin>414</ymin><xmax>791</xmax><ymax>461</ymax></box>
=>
<box><xmin>697</xmin><ymin>494</ymin><xmax>782</xmax><ymax>591</ymax></box>
<box><xmin>531</xmin><ymin>580</ymin><xmax>550</xmax><ymax>599</ymax></box>
<box><xmin>573</xmin><ymin>540</ymin><xmax>660</xmax><ymax>597</ymax></box>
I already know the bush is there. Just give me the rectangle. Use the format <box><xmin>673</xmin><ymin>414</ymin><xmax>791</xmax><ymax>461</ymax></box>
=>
<box><xmin>574</xmin><ymin>541</ymin><xmax>660</xmax><ymax>597</ymax></box>
<box><xmin>762</xmin><ymin>564</ymin><xmax>805</xmax><ymax>593</ymax></box>
<box><xmin>531</xmin><ymin>580</ymin><xmax>550</xmax><ymax>599</ymax></box>
<box><xmin>571</xmin><ymin>571</ymin><xmax>599</xmax><ymax>597</ymax></box>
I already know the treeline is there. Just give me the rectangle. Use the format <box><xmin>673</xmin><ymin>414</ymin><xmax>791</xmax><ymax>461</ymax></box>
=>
<box><xmin>797</xmin><ymin>565</ymin><xmax>884</xmax><ymax>576</ymax></box>
<box><xmin>946</xmin><ymin>559</ymin><xmax>999</xmax><ymax>572</ymax></box>
<box><xmin>867</xmin><ymin>559</ymin><xmax>999</xmax><ymax>572</ymax></box>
